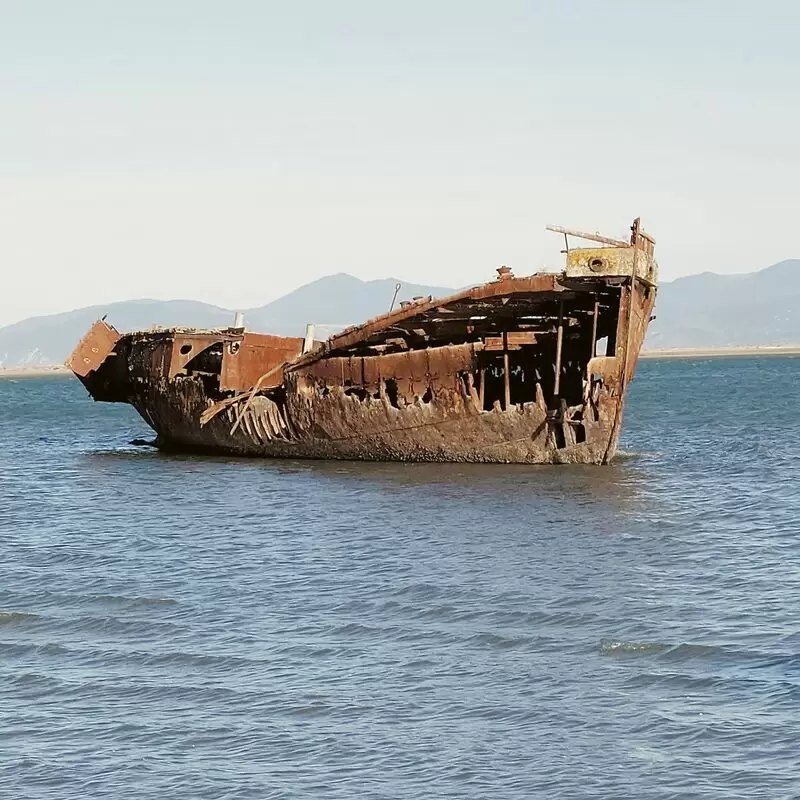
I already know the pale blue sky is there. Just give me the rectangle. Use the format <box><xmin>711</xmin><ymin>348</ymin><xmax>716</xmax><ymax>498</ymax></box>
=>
<box><xmin>2</xmin><ymin>1</ymin><xmax>799</xmax><ymax>325</ymax></box>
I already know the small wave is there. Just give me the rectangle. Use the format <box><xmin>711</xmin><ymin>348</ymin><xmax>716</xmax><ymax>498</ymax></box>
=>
<box><xmin>389</xmin><ymin>582</ymin><xmax>448</xmax><ymax>600</ymax></box>
<box><xmin>8</xmin><ymin>670</ymin><xmax>63</xmax><ymax>687</ymax></box>
<box><xmin>90</xmin><ymin>594</ymin><xmax>178</xmax><ymax>607</ymax></box>
<box><xmin>84</xmin><ymin>448</ymin><xmax>160</xmax><ymax>460</ymax></box>
<box><xmin>56</xmin><ymin>614</ymin><xmax>185</xmax><ymax>638</ymax></box>
<box><xmin>330</xmin><ymin>621</ymin><xmax>389</xmax><ymax>637</ymax></box>
<box><xmin>284</xmin><ymin>702</ymin><xmax>333</xmax><ymax>717</ymax></box>
<box><xmin>471</xmin><ymin>631</ymin><xmax>533</xmax><ymax>650</ymax></box>
<box><xmin>613</xmin><ymin>449</ymin><xmax>644</xmax><ymax>461</ymax></box>
<box><xmin>0</xmin><ymin>611</ymin><xmax>38</xmax><ymax>626</ymax></box>
<box><xmin>600</xmin><ymin>639</ymin><xmax>669</xmax><ymax>656</ymax></box>
<box><xmin>600</xmin><ymin>639</ymin><xmax>721</xmax><ymax>660</ymax></box>
<box><xmin>659</xmin><ymin>642</ymin><xmax>720</xmax><ymax>660</ymax></box>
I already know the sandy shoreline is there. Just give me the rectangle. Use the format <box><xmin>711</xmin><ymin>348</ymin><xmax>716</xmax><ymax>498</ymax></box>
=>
<box><xmin>640</xmin><ymin>346</ymin><xmax>800</xmax><ymax>359</ymax></box>
<box><xmin>0</xmin><ymin>365</ymin><xmax>71</xmax><ymax>378</ymax></box>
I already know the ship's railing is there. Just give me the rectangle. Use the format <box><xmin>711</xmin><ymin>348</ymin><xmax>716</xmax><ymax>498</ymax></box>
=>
<box><xmin>546</xmin><ymin>217</ymin><xmax>655</xmax><ymax>256</ymax></box>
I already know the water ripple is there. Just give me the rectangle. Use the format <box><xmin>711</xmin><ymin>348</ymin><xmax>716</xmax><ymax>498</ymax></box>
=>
<box><xmin>1</xmin><ymin>362</ymin><xmax>799</xmax><ymax>799</ymax></box>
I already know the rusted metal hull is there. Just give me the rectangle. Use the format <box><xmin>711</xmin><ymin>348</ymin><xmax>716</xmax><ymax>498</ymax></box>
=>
<box><xmin>127</xmin><ymin>371</ymin><xmax>617</xmax><ymax>464</ymax></box>
<box><xmin>68</xmin><ymin>219</ymin><xmax>658</xmax><ymax>465</ymax></box>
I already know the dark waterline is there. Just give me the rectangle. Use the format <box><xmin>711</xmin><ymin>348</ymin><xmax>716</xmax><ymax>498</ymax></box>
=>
<box><xmin>1</xmin><ymin>357</ymin><xmax>799</xmax><ymax>799</ymax></box>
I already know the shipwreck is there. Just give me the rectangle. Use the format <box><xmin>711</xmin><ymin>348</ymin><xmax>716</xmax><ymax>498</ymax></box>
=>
<box><xmin>68</xmin><ymin>218</ymin><xmax>657</xmax><ymax>464</ymax></box>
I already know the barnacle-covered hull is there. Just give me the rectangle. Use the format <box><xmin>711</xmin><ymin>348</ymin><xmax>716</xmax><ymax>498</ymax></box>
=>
<box><xmin>69</xmin><ymin>219</ymin><xmax>658</xmax><ymax>464</ymax></box>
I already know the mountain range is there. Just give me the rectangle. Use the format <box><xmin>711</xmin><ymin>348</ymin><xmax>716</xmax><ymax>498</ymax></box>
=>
<box><xmin>0</xmin><ymin>276</ymin><xmax>452</xmax><ymax>368</ymax></box>
<box><xmin>1</xmin><ymin>261</ymin><xmax>799</xmax><ymax>367</ymax></box>
<box><xmin>645</xmin><ymin>259</ymin><xmax>800</xmax><ymax>348</ymax></box>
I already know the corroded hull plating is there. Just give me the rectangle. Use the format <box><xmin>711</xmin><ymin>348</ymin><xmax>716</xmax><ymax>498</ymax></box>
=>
<box><xmin>69</xmin><ymin>219</ymin><xmax>658</xmax><ymax>464</ymax></box>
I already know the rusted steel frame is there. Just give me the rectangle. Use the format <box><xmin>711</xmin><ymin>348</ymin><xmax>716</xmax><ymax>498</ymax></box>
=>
<box><xmin>289</xmin><ymin>275</ymin><xmax>564</xmax><ymax>368</ymax></box>
<box><xmin>635</xmin><ymin>274</ymin><xmax>657</xmax><ymax>289</ymax></box>
<box><xmin>67</xmin><ymin>320</ymin><xmax>121</xmax><ymax>376</ymax></box>
<box><xmin>503</xmin><ymin>331</ymin><xmax>511</xmax><ymax>410</ymax></box>
<box><xmin>590</xmin><ymin>296</ymin><xmax>599</xmax><ymax>358</ymax></box>
<box><xmin>219</xmin><ymin>332</ymin><xmax>303</xmax><ymax>391</ymax></box>
<box><xmin>199</xmin><ymin>392</ymin><xmax>248</xmax><ymax>426</ymax></box>
<box><xmin>546</xmin><ymin>225</ymin><xmax>630</xmax><ymax>249</ymax></box>
<box><xmin>388</xmin><ymin>282</ymin><xmax>402</xmax><ymax>313</ymax></box>
<box><xmin>464</xmin><ymin>372</ymin><xmax>480</xmax><ymax>408</ymax></box>
<box><xmin>620</xmin><ymin>218</ymin><xmax>642</xmax><ymax>392</ymax></box>
<box><xmin>228</xmin><ymin>362</ymin><xmax>287</xmax><ymax>435</ymax></box>
<box><xmin>631</xmin><ymin>227</ymin><xmax>656</xmax><ymax>246</ymax></box>
<box><xmin>553</xmin><ymin>300</ymin><xmax>565</xmax><ymax>397</ymax></box>
<box><xmin>138</xmin><ymin>328</ymin><xmax>242</xmax><ymax>343</ymax></box>
<box><xmin>169</xmin><ymin>333</ymin><xmax>223</xmax><ymax>378</ymax></box>
<box><xmin>601</xmin><ymin>219</ymin><xmax>642</xmax><ymax>463</ymax></box>
<box><xmin>479</xmin><ymin>368</ymin><xmax>485</xmax><ymax>410</ymax></box>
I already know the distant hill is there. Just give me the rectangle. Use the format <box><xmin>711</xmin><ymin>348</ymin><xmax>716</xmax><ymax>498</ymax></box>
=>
<box><xmin>644</xmin><ymin>259</ymin><xmax>800</xmax><ymax>349</ymax></box>
<box><xmin>0</xmin><ymin>275</ymin><xmax>452</xmax><ymax>367</ymax></box>
<box><xmin>0</xmin><ymin>299</ymin><xmax>235</xmax><ymax>369</ymax></box>
<box><xmin>2</xmin><ymin>263</ymin><xmax>799</xmax><ymax>367</ymax></box>
<box><xmin>243</xmin><ymin>273</ymin><xmax>453</xmax><ymax>336</ymax></box>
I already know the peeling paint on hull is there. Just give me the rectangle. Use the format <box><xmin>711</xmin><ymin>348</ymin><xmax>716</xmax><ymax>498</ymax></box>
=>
<box><xmin>137</xmin><ymin>377</ymin><xmax>619</xmax><ymax>464</ymax></box>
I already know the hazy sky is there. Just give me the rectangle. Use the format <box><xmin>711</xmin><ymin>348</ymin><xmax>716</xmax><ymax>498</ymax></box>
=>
<box><xmin>2</xmin><ymin>0</ymin><xmax>799</xmax><ymax>326</ymax></box>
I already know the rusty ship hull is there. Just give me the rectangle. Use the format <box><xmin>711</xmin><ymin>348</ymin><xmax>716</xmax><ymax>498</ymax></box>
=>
<box><xmin>68</xmin><ymin>220</ymin><xmax>657</xmax><ymax>464</ymax></box>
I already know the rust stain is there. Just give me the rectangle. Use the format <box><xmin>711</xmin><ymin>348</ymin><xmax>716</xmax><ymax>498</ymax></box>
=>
<box><xmin>66</xmin><ymin>320</ymin><xmax>121</xmax><ymax>377</ymax></box>
<box><xmin>219</xmin><ymin>333</ymin><xmax>304</xmax><ymax>392</ymax></box>
<box><xmin>168</xmin><ymin>333</ymin><xmax>225</xmax><ymax>379</ymax></box>
<box><xmin>67</xmin><ymin>217</ymin><xmax>659</xmax><ymax>465</ymax></box>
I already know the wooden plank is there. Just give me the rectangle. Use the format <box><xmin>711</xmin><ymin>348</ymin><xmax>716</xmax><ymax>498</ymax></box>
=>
<box><xmin>546</xmin><ymin>225</ymin><xmax>630</xmax><ymax>249</ymax></box>
<box><xmin>505</xmin><ymin>331</ymin><xmax>538</xmax><ymax>345</ymax></box>
<box><xmin>503</xmin><ymin>331</ymin><xmax>511</xmax><ymax>410</ymax></box>
<box><xmin>554</xmin><ymin>301</ymin><xmax>564</xmax><ymax>396</ymax></box>
<box><xmin>289</xmin><ymin>274</ymin><xmax>563</xmax><ymax>366</ymax></box>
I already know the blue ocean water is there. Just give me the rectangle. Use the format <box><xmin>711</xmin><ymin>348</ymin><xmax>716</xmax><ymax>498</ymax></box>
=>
<box><xmin>1</xmin><ymin>357</ymin><xmax>798</xmax><ymax>799</ymax></box>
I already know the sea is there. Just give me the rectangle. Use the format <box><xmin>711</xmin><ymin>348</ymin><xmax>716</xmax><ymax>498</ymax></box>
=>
<box><xmin>1</xmin><ymin>357</ymin><xmax>798</xmax><ymax>800</ymax></box>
